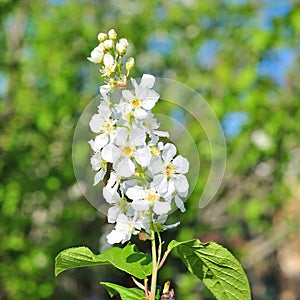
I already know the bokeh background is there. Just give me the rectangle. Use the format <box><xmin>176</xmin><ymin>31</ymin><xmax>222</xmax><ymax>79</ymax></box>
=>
<box><xmin>1</xmin><ymin>0</ymin><xmax>300</xmax><ymax>299</ymax></box>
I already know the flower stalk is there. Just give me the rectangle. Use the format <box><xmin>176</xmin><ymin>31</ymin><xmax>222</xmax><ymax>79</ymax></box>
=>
<box><xmin>150</xmin><ymin>229</ymin><xmax>158</xmax><ymax>300</ymax></box>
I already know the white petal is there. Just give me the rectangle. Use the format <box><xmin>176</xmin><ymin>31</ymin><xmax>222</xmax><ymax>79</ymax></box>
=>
<box><xmin>88</xmin><ymin>139</ymin><xmax>97</xmax><ymax>152</ymax></box>
<box><xmin>87</xmin><ymin>48</ymin><xmax>103</xmax><ymax>63</ymax></box>
<box><xmin>153</xmin><ymin>201</ymin><xmax>171</xmax><ymax>215</ymax></box>
<box><xmin>140</xmin><ymin>74</ymin><xmax>155</xmax><ymax>89</ymax></box>
<box><xmin>149</xmin><ymin>157</ymin><xmax>163</xmax><ymax>174</ymax></box>
<box><xmin>99</xmin><ymin>84</ymin><xmax>111</xmax><ymax>100</ymax></box>
<box><xmin>163</xmin><ymin>222</ymin><xmax>180</xmax><ymax>230</ymax></box>
<box><xmin>90</xmin><ymin>152</ymin><xmax>101</xmax><ymax>170</ymax></box>
<box><xmin>103</xmin><ymin>53</ymin><xmax>114</xmax><ymax>66</ymax></box>
<box><xmin>107</xmin><ymin>206</ymin><xmax>120</xmax><ymax>223</ymax></box>
<box><xmin>135</xmin><ymin>86</ymin><xmax>148</xmax><ymax>101</ymax></box>
<box><xmin>101</xmin><ymin>144</ymin><xmax>121</xmax><ymax>163</ymax></box>
<box><xmin>153</xmin><ymin>130</ymin><xmax>169</xmax><ymax>137</ymax></box>
<box><xmin>175</xmin><ymin>195</ymin><xmax>186</xmax><ymax>212</ymax></box>
<box><xmin>115</xmin><ymin>102</ymin><xmax>132</xmax><ymax>119</ymax></box>
<box><xmin>129</xmin><ymin>127</ymin><xmax>146</xmax><ymax>146</ymax></box>
<box><xmin>89</xmin><ymin>114</ymin><xmax>104</xmax><ymax>133</ymax></box>
<box><xmin>122</xmin><ymin>90</ymin><xmax>135</xmax><ymax>100</ymax></box>
<box><xmin>94</xmin><ymin>133</ymin><xmax>109</xmax><ymax>150</ymax></box>
<box><xmin>106</xmin><ymin>229</ymin><xmax>123</xmax><ymax>244</ymax></box>
<box><xmin>166</xmin><ymin>179</ymin><xmax>175</xmax><ymax>196</ymax></box>
<box><xmin>134</xmin><ymin>108</ymin><xmax>148</xmax><ymax>119</ymax></box>
<box><xmin>103</xmin><ymin>186</ymin><xmax>120</xmax><ymax>204</ymax></box>
<box><xmin>116</xmin><ymin>213</ymin><xmax>129</xmax><ymax>224</ymax></box>
<box><xmin>106</xmin><ymin>171</ymin><xmax>118</xmax><ymax>189</ymax></box>
<box><xmin>142</xmin><ymin>90</ymin><xmax>160</xmax><ymax>110</ymax></box>
<box><xmin>115</xmin><ymin>127</ymin><xmax>128</xmax><ymax>146</ymax></box>
<box><xmin>121</xmin><ymin>232</ymin><xmax>133</xmax><ymax>244</ymax></box>
<box><xmin>131</xmin><ymin>78</ymin><xmax>139</xmax><ymax>90</ymax></box>
<box><xmin>97</xmin><ymin>104</ymin><xmax>111</xmax><ymax>118</ymax></box>
<box><xmin>132</xmin><ymin>200</ymin><xmax>149</xmax><ymax>211</ymax></box>
<box><xmin>162</xmin><ymin>143</ymin><xmax>177</xmax><ymax>163</ymax></box>
<box><xmin>115</xmin><ymin>157</ymin><xmax>135</xmax><ymax>177</ymax></box>
<box><xmin>134</xmin><ymin>147</ymin><xmax>152</xmax><ymax>167</ymax></box>
<box><xmin>152</xmin><ymin>174</ymin><xmax>168</xmax><ymax>194</ymax></box>
<box><xmin>173</xmin><ymin>155</ymin><xmax>189</xmax><ymax>174</ymax></box>
<box><xmin>173</xmin><ymin>174</ymin><xmax>189</xmax><ymax>194</ymax></box>
<box><xmin>93</xmin><ymin>168</ymin><xmax>106</xmax><ymax>186</ymax></box>
<box><xmin>126</xmin><ymin>186</ymin><xmax>146</xmax><ymax>201</ymax></box>
<box><xmin>149</xmin><ymin>134</ymin><xmax>159</xmax><ymax>145</ymax></box>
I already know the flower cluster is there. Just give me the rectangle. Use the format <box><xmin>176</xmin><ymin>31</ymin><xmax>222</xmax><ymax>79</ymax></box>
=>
<box><xmin>88</xmin><ymin>29</ymin><xmax>189</xmax><ymax>244</ymax></box>
<box><xmin>87</xmin><ymin>29</ymin><xmax>134</xmax><ymax>88</ymax></box>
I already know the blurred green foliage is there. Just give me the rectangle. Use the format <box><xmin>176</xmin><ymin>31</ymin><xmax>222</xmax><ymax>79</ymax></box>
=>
<box><xmin>1</xmin><ymin>1</ymin><xmax>300</xmax><ymax>299</ymax></box>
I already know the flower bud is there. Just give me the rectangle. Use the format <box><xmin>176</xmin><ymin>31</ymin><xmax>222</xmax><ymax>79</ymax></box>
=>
<box><xmin>87</xmin><ymin>46</ymin><xmax>104</xmax><ymax>64</ymax></box>
<box><xmin>97</xmin><ymin>32</ymin><xmax>107</xmax><ymax>42</ymax></box>
<box><xmin>117</xmin><ymin>74</ymin><xmax>127</xmax><ymax>88</ymax></box>
<box><xmin>97</xmin><ymin>43</ymin><xmax>105</xmax><ymax>52</ymax></box>
<box><xmin>103</xmin><ymin>53</ymin><xmax>114</xmax><ymax>67</ymax></box>
<box><xmin>108</xmin><ymin>29</ymin><xmax>117</xmax><ymax>40</ymax></box>
<box><xmin>126</xmin><ymin>57</ymin><xmax>135</xmax><ymax>71</ymax></box>
<box><xmin>116</xmin><ymin>42</ymin><xmax>126</xmax><ymax>55</ymax></box>
<box><xmin>103</xmin><ymin>54</ymin><xmax>116</xmax><ymax>76</ymax></box>
<box><xmin>103</xmin><ymin>39</ymin><xmax>113</xmax><ymax>50</ymax></box>
<box><xmin>119</xmin><ymin>38</ymin><xmax>129</xmax><ymax>48</ymax></box>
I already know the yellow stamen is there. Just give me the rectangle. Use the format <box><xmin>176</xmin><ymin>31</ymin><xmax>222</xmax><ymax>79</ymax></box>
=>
<box><xmin>150</xmin><ymin>146</ymin><xmax>160</xmax><ymax>156</ymax></box>
<box><xmin>147</xmin><ymin>191</ymin><xmax>159</xmax><ymax>202</ymax></box>
<box><xmin>102</xmin><ymin>120</ymin><xmax>112</xmax><ymax>133</ymax></box>
<box><xmin>166</xmin><ymin>164</ymin><xmax>175</xmax><ymax>178</ymax></box>
<box><xmin>122</xmin><ymin>146</ymin><xmax>134</xmax><ymax>156</ymax></box>
<box><xmin>132</xmin><ymin>98</ymin><xmax>141</xmax><ymax>108</ymax></box>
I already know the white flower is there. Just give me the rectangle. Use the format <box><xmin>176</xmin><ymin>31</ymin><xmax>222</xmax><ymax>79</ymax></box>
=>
<box><xmin>122</xmin><ymin>74</ymin><xmax>160</xmax><ymax>119</ymax></box>
<box><xmin>106</xmin><ymin>214</ymin><xmax>140</xmax><ymax>244</ymax></box>
<box><xmin>137</xmin><ymin>112</ymin><xmax>169</xmax><ymax>144</ymax></box>
<box><xmin>89</xmin><ymin>151</ymin><xmax>107</xmax><ymax>186</ymax></box>
<box><xmin>89</xmin><ymin>103</ymin><xmax>111</xmax><ymax>133</ymax></box>
<box><xmin>126</xmin><ymin>186</ymin><xmax>171</xmax><ymax>215</ymax></box>
<box><xmin>88</xmin><ymin>102</ymin><xmax>118</xmax><ymax>152</ymax></box>
<box><xmin>101</xmin><ymin>127</ymin><xmax>147</xmax><ymax>177</ymax></box>
<box><xmin>149</xmin><ymin>143</ymin><xmax>189</xmax><ymax>211</ymax></box>
<box><xmin>103</xmin><ymin>172</ymin><xmax>129</xmax><ymax>223</ymax></box>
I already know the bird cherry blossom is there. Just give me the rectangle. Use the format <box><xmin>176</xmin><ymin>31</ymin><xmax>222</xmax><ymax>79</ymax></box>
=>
<box><xmin>87</xmin><ymin>29</ymin><xmax>190</xmax><ymax>245</ymax></box>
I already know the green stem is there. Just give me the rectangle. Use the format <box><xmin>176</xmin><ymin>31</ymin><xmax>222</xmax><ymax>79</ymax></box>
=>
<box><xmin>157</xmin><ymin>231</ymin><xmax>163</xmax><ymax>268</ymax></box>
<box><xmin>150</xmin><ymin>229</ymin><xmax>157</xmax><ymax>300</ymax></box>
<box><xmin>149</xmin><ymin>211</ymin><xmax>158</xmax><ymax>300</ymax></box>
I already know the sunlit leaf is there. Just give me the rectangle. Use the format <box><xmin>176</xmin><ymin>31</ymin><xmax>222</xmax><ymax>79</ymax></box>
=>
<box><xmin>55</xmin><ymin>243</ymin><xmax>152</xmax><ymax>279</ymax></box>
<box><xmin>168</xmin><ymin>239</ymin><xmax>251</xmax><ymax>300</ymax></box>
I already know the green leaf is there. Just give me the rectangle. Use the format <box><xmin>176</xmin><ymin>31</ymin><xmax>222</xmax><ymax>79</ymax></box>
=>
<box><xmin>101</xmin><ymin>282</ymin><xmax>146</xmax><ymax>300</ymax></box>
<box><xmin>55</xmin><ymin>243</ymin><xmax>152</xmax><ymax>279</ymax></box>
<box><xmin>168</xmin><ymin>239</ymin><xmax>251</xmax><ymax>300</ymax></box>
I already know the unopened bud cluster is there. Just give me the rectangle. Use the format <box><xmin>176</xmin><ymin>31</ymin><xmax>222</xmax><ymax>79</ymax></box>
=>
<box><xmin>87</xmin><ymin>28</ymin><xmax>134</xmax><ymax>88</ymax></box>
